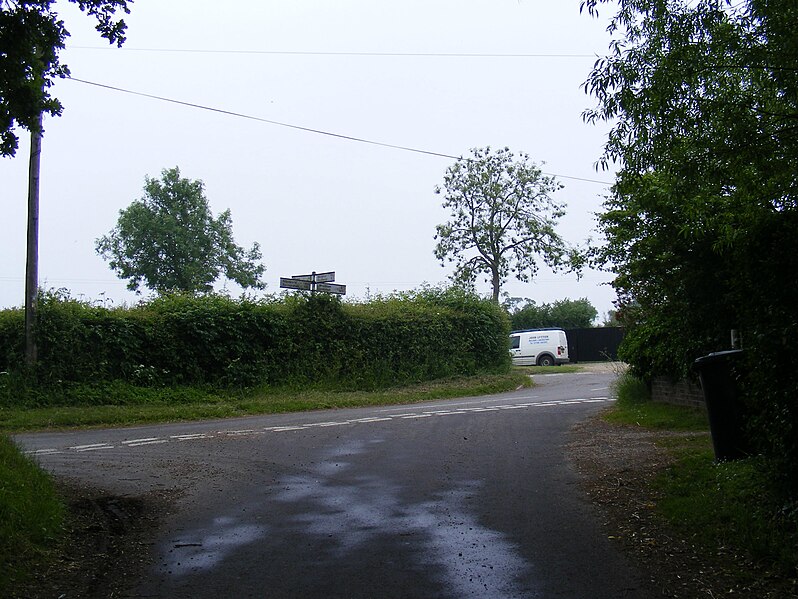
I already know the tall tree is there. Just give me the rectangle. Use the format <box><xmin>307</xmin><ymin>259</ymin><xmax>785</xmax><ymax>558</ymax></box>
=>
<box><xmin>0</xmin><ymin>0</ymin><xmax>130</xmax><ymax>157</ymax></box>
<box><xmin>583</xmin><ymin>0</ymin><xmax>798</xmax><ymax>491</ymax></box>
<box><xmin>96</xmin><ymin>167</ymin><xmax>266</xmax><ymax>294</ymax></box>
<box><xmin>434</xmin><ymin>147</ymin><xmax>571</xmax><ymax>303</ymax></box>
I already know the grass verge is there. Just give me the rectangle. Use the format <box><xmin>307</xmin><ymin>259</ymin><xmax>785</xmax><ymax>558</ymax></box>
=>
<box><xmin>607</xmin><ymin>372</ymin><xmax>798</xmax><ymax>584</ymax></box>
<box><xmin>0</xmin><ymin>434</ymin><xmax>65</xmax><ymax>596</ymax></box>
<box><xmin>0</xmin><ymin>371</ymin><xmax>532</xmax><ymax>432</ymax></box>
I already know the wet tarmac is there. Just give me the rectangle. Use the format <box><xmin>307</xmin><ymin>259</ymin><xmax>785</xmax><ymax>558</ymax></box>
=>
<box><xmin>17</xmin><ymin>369</ymin><xmax>655</xmax><ymax>598</ymax></box>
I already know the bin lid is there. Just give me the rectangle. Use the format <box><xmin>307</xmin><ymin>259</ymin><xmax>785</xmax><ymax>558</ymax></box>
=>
<box><xmin>694</xmin><ymin>349</ymin><xmax>744</xmax><ymax>365</ymax></box>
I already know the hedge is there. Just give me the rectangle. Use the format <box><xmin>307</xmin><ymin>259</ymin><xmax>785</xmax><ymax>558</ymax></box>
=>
<box><xmin>0</xmin><ymin>287</ymin><xmax>510</xmax><ymax>396</ymax></box>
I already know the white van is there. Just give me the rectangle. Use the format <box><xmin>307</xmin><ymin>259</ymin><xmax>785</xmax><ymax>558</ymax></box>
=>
<box><xmin>509</xmin><ymin>329</ymin><xmax>570</xmax><ymax>366</ymax></box>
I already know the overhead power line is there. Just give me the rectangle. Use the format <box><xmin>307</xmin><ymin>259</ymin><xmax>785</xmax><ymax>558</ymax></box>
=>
<box><xmin>70</xmin><ymin>46</ymin><xmax>597</xmax><ymax>59</ymax></box>
<box><xmin>66</xmin><ymin>76</ymin><xmax>612</xmax><ymax>185</ymax></box>
<box><xmin>67</xmin><ymin>77</ymin><xmax>457</xmax><ymax>160</ymax></box>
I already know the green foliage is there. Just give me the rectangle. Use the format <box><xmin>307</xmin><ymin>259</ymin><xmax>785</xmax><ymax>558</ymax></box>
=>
<box><xmin>613</xmin><ymin>370</ymin><xmax>650</xmax><ymax>405</ymax></box>
<box><xmin>0</xmin><ymin>372</ymin><xmax>531</xmax><ymax>431</ymax></box>
<box><xmin>0</xmin><ymin>306</ymin><xmax>23</xmax><ymax>372</ymax></box>
<box><xmin>434</xmin><ymin>147</ymin><xmax>574</xmax><ymax>302</ymax></box>
<box><xmin>0</xmin><ymin>434</ymin><xmax>64</xmax><ymax>593</ymax></box>
<box><xmin>600</xmin><ymin>310</ymin><xmax>620</xmax><ymax>327</ymax></box>
<box><xmin>656</xmin><ymin>447</ymin><xmax>798</xmax><ymax>579</ymax></box>
<box><xmin>584</xmin><ymin>0</ymin><xmax>798</xmax><ymax>493</ymax></box>
<box><xmin>595</xmin><ymin>172</ymin><xmax>738</xmax><ymax>380</ymax></box>
<box><xmin>606</xmin><ymin>371</ymin><xmax>709</xmax><ymax>431</ymax></box>
<box><xmin>581</xmin><ymin>0</ymin><xmax>798</xmax><ymax>191</ymax></box>
<box><xmin>0</xmin><ymin>0</ymin><xmax>130</xmax><ymax>156</ymax></box>
<box><xmin>507</xmin><ymin>297</ymin><xmax>598</xmax><ymax>330</ymax></box>
<box><xmin>0</xmin><ymin>286</ymin><xmax>510</xmax><ymax>402</ymax></box>
<box><xmin>96</xmin><ymin>167</ymin><xmax>265</xmax><ymax>294</ymax></box>
<box><xmin>606</xmin><ymin>375</ymin><xmax>798</xmax><ymax>581</ymax></box>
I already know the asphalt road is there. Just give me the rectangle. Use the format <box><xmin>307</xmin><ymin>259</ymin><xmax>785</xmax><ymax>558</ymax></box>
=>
<box><xmin>15</xmin><ymin>370</ymin><xmax>655</xmax><ymax>598</ymax></box>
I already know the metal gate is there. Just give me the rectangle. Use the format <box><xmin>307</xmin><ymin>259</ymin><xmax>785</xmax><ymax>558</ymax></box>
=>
<box><xmin>564</xmin><ymin>327</ymin><xmax>625</xmax><ymax>363</ymax></box>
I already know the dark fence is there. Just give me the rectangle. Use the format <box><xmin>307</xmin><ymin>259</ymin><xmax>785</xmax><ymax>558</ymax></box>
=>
<box><xmin>565</xmin><ymin>327</ymin><xmax>625</xmax><ymax>363</ymax></box>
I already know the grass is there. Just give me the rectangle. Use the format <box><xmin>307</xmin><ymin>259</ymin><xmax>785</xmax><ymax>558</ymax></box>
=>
<box><xmin>0</xmin><ymin>434</ymin><xmax>65</xmax><ymax>595</ymax></box>
<box><xmin>604</xmin><ymin>373</ymin><xmax>709</xmax><ymax>430</ymax></box>
<box><xmin>656</xmin><ymin>443</ymin><xmax>798</xmax><ymax>577</ymax></box>
<box><xmin>0</xmin><ymin>371</ymin><xmax>533</xmax><ymax>432</ymax></box>
<box><xmin>607</xmin><ymin>371</ymin><xmax>798</xmax><ymax>582</ymax></box>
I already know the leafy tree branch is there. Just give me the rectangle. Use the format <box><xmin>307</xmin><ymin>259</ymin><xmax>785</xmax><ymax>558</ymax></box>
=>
<box><xmin>0</xmin><ymin>0</ymin><xmax>130</xmax><ymax>157</ymax></box>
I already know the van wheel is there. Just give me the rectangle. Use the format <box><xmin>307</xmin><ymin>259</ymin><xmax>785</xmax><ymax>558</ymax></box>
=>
<box><xmin>538</xmin><ymin>355</ymin><xmax>555</xmax><ymax>367</ymax></box>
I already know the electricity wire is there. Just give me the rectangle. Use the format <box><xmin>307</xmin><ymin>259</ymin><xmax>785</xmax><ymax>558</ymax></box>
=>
<box><xmin>70</xmin><ymin>47</ymin><xmax>597</xmax><ymax>59</ymax></box>
<box><xmin>66</xmin><ymin>76</ymin><xmax>613</xmax><ymax>185</ymax></box>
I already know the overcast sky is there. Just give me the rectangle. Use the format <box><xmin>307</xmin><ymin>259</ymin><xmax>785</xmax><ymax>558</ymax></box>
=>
<box><xmin>1</xmin><ymin>0</ymin><xmax>619</xmax><ymax>317</ymax></box>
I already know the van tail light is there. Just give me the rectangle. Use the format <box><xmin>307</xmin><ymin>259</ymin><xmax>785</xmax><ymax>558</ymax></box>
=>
<box><xmin>557</xmin><ymin>346</ymin><xmax>565</xmax><ymax>355</ymax></box>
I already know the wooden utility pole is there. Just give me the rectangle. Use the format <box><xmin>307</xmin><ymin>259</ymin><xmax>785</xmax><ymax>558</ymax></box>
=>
<box><xmin>25</xmin><ymin>113</ymin><xmax>42</xmax><ymax>367</ymax></box>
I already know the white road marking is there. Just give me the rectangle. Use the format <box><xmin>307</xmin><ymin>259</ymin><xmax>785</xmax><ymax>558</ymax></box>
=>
<box><xmin>122</xmin><ymin>437</ymin><xmax>161</xmax><ymax>445</ymax></box>
<box><xmin>126</xmin><ymin>439</ymin><xmax>168</xmax><ymax>447</ymax></box>
<box><xmin>69</xmin><ymin>443</ymin><xmax>115</xmax><ymax>452</ymax></box>
<box><xmin>23</xmin><ymin>398</ymin><xmax>615</xmax><ymax>455</ymax></box>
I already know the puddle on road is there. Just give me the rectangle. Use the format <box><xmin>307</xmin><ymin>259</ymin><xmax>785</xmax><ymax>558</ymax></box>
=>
<box><xmin>272</xmin><ymin>448</ymin><xmax>540</xmax><ymax>598</ymax></box>
<box><xmin>153</xmin><ymin>437</ymin><xmax>541</xmax><ymax>597</ymax></box>
<box><xmin>160</xmin><ymin>516</ymin><xmax>268</xmax><ymax>576</ymax></box>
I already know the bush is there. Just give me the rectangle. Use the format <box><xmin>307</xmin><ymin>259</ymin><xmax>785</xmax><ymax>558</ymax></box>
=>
<box><xmin>0</xmin><ymin>287</ymin><xmax>510</xmax><ymax>397</ymax></box>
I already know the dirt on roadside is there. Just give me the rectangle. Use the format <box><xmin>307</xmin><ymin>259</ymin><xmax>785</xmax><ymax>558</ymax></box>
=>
<box><xmin>569</xmin><ymin>416</ymin><xmax>798</xmax><ymax>599</ymax></box>
<box><xmin>8</xmin><ymin>482</ymin><xmax>172</xmax><ymax>599</ymax></box>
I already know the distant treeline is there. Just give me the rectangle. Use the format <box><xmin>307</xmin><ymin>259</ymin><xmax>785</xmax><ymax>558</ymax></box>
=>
<box><xmin>507</xmin><ymin>297</ymin><xmax>600</xmax><ymax>330</ymax></box>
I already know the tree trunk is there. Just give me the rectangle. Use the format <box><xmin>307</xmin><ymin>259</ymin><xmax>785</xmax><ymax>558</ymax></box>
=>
<box><xmin>491</xmin><ymin>268</ymin><xmax>501</xmax><ymax>303</ymax></box>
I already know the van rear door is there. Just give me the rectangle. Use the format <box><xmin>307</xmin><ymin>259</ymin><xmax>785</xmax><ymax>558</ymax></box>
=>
<box><xmin>558</xmin><ymin>330</ymin><xmax>569</xmax><ymax>361</ymax></box>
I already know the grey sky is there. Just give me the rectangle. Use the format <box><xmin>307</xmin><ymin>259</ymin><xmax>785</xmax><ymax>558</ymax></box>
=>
<box><xmin>1</xmin><ymin>0</ymin><xmax>618</xmax><ymax>316</ymax></box>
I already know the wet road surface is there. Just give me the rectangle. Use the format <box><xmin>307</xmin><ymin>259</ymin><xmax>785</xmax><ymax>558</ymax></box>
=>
<box><xmin>16</xmin><ymin>370</ymin><xmax>655</xmax><ymax>598</ymax></box>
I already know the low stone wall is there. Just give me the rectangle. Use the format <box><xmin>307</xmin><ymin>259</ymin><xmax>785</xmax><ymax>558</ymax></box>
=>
<box><xmin>650</xmin><ymin>376</ymin><xmax>706</xmax><ymax>410</ymax></box>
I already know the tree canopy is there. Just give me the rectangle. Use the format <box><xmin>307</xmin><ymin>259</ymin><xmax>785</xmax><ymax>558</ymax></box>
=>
<box><xmin>583</xmin><ymin>0</ymin><xmax>798</xmax><ymax>492</ymax></box>
<box><xmin>505</xmin><ymin>297</ymin><xmax>598</xmax><ymax>330</ymax></box>
<box><xmin>0</xmin><ymin>0</ymin><xmax>130</xmax><ymax>157</ymax></box>
<box><xmin>582</xmin><ymin>0</ymin><xmax>798</xmax><ymax>205</ymax></box>
<box><xmin>434</xmin><ymin>147</ymin><xmax>572</xmax><ymax>302</ymax></box>
<box><xmin>96</xmin><ymin>167</ymin><xmax>266</xmax><ymax>294</ymax></box>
